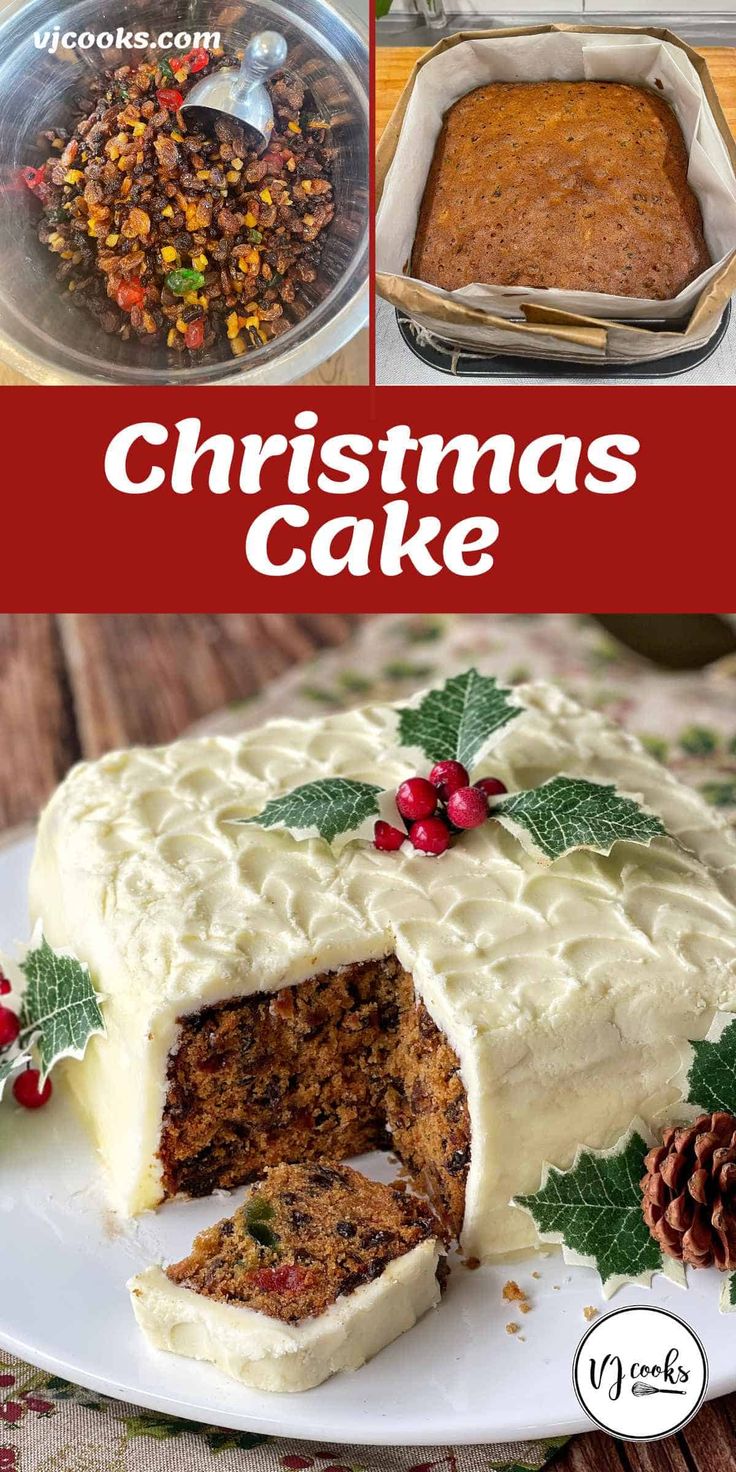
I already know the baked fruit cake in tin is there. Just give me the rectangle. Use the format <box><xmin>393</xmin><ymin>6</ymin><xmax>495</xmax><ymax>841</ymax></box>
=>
<box><xmin>29</xmin><ymin>679</ymin><xmax>736</xmax><ymax>1267</ymax></box>
<box><xmin>412</xmin><ymin>81</ymin><xmax>710</xmax><ymax>300</ymax></box>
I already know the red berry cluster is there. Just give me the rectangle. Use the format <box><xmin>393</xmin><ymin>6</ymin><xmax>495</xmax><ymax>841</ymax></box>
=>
<box><xmin>0</xmin><ymin>968</ymin><xmax>52</xmax><ymax>1110</ymax></box>
<box><xmin>374</xmin><ymin>762</ymin><xmax>507</xmax><ymax>856</ymax></box>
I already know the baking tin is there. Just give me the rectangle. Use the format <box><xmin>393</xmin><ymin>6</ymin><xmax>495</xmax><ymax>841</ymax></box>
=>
<box><xmin>376</xmin><ymin>23</ymin><xmax>736</xmax><ymax>369</ymax></box>
<box><xmin>395</xmin><ymin>299</ymin><xmax>732</xmax><ymax>378</ymax></box>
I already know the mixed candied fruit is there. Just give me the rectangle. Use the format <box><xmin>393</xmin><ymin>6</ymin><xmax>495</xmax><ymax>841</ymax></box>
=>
<box><xmin>23</xmin><ymin>47</ymin><xmax>335</xmax><ymax>358</ymax></box>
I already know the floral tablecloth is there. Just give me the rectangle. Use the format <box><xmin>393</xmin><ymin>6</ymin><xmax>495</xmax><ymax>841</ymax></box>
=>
<box><xmin>3</xmin><ymin>613</ymin><xmax>736</xmax><ymax>1472</ymax></box>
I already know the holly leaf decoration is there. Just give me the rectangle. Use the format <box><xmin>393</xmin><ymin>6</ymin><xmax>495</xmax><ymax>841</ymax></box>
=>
<box><xmin>494</xmin><ymin>776</ymin><xmax>666</xmax><ymax>863</ymax></box>
<box><xmin>720</xmin><ymin>1274</ymin><xmax>736</xmax><ymax>1314</ymax></box>
<box><xmin>685</xmin><ymin>1014</ymin><xmax>736</xmax><ymax>1115</ymax></box>
<box><xmin>514</xmin><ymin>1128</ymin><xmax>661</xmax><ymax>1296</ymax></box>
<box><xmin>18</xmin><ymin>933</ymin><xmax>105</xmax><ymax>1083</ymax></box>
<box><xmin>398</xmin><ymin>669</ymin><xmax>519</xmax><ymax>770</ymax></box>
<box><xmin>238</xmin><ymin>778</ymin><xmax>383</xmax><ymax>846</ymax></box>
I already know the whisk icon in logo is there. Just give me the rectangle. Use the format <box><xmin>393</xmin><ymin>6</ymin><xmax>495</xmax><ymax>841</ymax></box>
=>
<box><xmin>573</xmin><ymin>1305</ymin><xmax>708</xmax><ymax>1440</ymax></box>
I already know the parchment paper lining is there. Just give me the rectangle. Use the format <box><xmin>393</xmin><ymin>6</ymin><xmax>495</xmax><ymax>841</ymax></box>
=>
<box><xmin>376</xmin><ymin>31</ymin><xmax>736</xmax><ymax>323</ymax></box>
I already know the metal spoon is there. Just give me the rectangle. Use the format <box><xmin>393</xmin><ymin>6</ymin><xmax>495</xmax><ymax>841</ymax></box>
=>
<box><xmin>180</xmin><ymin>31</ymin><xmax>288</xmax><ymax>154</ymax></box>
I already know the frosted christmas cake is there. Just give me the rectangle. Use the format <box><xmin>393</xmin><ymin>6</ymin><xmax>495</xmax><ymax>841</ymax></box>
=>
<box><xmin>29</xmin><ymin>673</ymin><xmax>736</xmax><ymax>1265</ymax></box>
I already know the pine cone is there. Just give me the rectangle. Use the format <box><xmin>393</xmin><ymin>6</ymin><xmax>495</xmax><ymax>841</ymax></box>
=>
<box><xmin>641</xmin><ymin>1112</ymin><xmax>736</xmax><ymax>1269</ymax></box>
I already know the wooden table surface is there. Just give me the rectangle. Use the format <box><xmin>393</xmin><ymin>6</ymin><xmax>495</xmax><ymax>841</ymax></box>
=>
<box><xmin>376</xmin><ymin>44</ymin><xmax>736</xmax><ymax>141</ymax></box>
<box><xmin>4</xmin><ymin>610</ymin><xmax>736</xmax><ymax>1470</ymax></box>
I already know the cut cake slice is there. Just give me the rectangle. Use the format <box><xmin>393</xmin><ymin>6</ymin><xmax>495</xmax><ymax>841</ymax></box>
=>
<box><xmin>129</xmin><ymin>1162</ymin><xmax>443</xmax><ymax>1391</ymax></box>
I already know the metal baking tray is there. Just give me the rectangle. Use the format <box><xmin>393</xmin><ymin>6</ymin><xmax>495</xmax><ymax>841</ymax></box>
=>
<box><xmin>395</xmin><ymin>300</ymin><xmax>732</xmax><ymax>379</ymax></box>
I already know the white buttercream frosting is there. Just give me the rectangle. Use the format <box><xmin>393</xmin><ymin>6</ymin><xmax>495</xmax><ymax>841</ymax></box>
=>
<box><xmin>129</xmin><ymin>1240</ymin><xmax>441</xmax><ymax>1391</ymax></box>
<box><xmin>29</xmin><ymin>681</ymin><xmax>736</xmax><ymax>1256</ymax></box>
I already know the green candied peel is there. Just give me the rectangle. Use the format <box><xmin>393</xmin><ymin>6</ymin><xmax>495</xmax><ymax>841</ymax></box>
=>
<box><xmin>165</xmin><ymin>268</ymin><xmax>205</xmax><ymax>295</ymax></box>
<box><xmin>244</xmin><ymin>1195</ymin><xmax>280</xmax><ymax>1250</ymax></box>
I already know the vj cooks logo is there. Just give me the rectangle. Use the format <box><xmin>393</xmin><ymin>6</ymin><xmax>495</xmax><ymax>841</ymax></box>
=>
<box><xmin>573</xmin><ymin>1305</ymin><xmax>708</xmax><ymax>1440</ymax></box>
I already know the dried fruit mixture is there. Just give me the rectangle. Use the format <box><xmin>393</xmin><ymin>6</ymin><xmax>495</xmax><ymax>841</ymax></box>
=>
<box><xmin>23</xmin><ymin>47</ymin><xmax>336</xmax><ymax>358</ymax></box>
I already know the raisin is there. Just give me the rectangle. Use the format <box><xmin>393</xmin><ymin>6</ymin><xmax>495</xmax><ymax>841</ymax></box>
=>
<box><xmin>310</xmin><ymin>1165</ymin><xmax>343</xmax><ymax>1189</ymax></box>
<box><xmin>290</xmin><ymin>1210</ymin><xmax>312</xmax><ymax>1230</ymax></box>
<box><xmin>362</xmin><ymin>1228</ymin><xmax>393</xmax><ymax>1249</ymax></box>
<box><xmin>447</xmin><ymin>1147</ymin><xmax>470</xmax><ymax>1175</ymax></box>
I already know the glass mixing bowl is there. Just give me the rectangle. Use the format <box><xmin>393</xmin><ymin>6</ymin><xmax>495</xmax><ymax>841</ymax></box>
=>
<box><xmin>0</xmin><ymin>0</ymin><xmax>368</xmax><ymax>383</ymax></box>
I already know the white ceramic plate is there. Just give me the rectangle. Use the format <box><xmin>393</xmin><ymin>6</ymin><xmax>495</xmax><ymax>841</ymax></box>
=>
<box><xmin>0</xmin><ymin>833</ymin><xmax>734</xmax><ymax>1446</ymax></box>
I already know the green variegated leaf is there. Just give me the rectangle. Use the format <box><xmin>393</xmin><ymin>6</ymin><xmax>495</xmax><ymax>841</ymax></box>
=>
<box><xmin>514</xmin><ymin>1129</ymin><xmax>661</xmax><ymax>1296</ymax></box>
<box><xmin>398</xmin><ymin>669</ymin><xmax>519</xmax><ymax>769</ymax></box>
<box><xmin>686</xmin><ymin>1014</ymin><xmax>736</xmax><ymax>1115</ymax></box>
<box><xmin>240</xmin><ymin>778</ymin><xmax>383</xmax><ymax>845</ymax></box>
<box><xmin>494</xmin><ymin>776</ymin><xmax>666</xmax><ymax>863</ymax></box>
<box><xmin>19</xmin><ymin>933</ymin><xmax>105</xmax><ymax>1083</ymax></box>
<box><xmin>720</xmin><ymin>1274</ymin><xmax>736</xmax><ymax>1313</ymax></box>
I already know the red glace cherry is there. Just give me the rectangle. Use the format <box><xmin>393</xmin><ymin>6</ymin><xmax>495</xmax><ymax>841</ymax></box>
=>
<box><xmin>20</xmin><ymin>165</ymin><xmax>49</xmax><ymax>203</ymax></box>
<box><xmin>374</xmin><ymin>820</ymin><xmax>405</xmax><ymax>852</ymax></box>
<box><xmin>429</xmin><ymin>760</ymin><xmax>469</xmax><ymax>802</ymax></box>
<box><xmin>474</xmin><ymin>776</ymin><xmax>507</xmax><ymax>800</ymax></box>
<box><xmin>409</xmin><ymin>817</ymin><xmax>451</xmax><ymax>855</ymax></box>
<box><xmin>178</xmin><ymin>47</ymin><xmax>209</xmax><ymax>73</ymax></box>
<box><xmin>0</xmin><ymin>1005</ymin><xmax>19</xmax><ymax>1047</ymax></box>
<box><xmin>156</xmin><ymin>87</ymin><xmax>184</xmax><ymax>111</ymax></box>
<box><xmin>0</xmin><ymin>970</ymin><xmax>11</xmax><ymax>995</ymax></box>
<box><xmin>12</xmin><ymin>1068</ymin><xmax>52</xmax><ymax>1110</ymax></box>
<box><xmin>446</xmin><ymin>786</ymin><xmax>489</xmax><ymax>830</ymax></box>
<box><xmin>250</xmin><ymin>1263</ymin><xmax>308</xmax><ymax>1294</ymax></box>
<box><xmin>396</xmin><ymin>777</ymin><xmax>437</xmax><ymax>822</ymax></box>
<box><xmin>116</xmin><ymin>279</ymin><xmax>146</xmax><ymax>312</ymax></box>
<box><xmin>184</xmin><ymin>319</ymin><xmax>205</xmax><ymax>351</ymax></box>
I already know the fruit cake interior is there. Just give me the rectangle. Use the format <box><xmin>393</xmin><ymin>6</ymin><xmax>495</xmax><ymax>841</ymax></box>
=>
<box><xmin>160</xmin><ymin>956</ymin><xmax>470</xmax><ymax>1242</ymax></box>
<box><xmin>165</xmin><ymin>1161</ymin><xmax>443</xmax><ymax>1324</ymax></box>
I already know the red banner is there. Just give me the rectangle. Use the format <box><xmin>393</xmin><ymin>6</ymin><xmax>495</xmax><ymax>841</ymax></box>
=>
<box><xmin>5</xmin><ymin>384</ymin><xmax>730</xmax><ymax>611</ymax></box>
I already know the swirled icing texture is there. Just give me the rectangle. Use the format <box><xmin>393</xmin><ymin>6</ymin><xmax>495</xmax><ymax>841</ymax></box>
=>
<box><xmin>30</xmin><ymin>682</ymin><xmax>736</xmax><ymax>1255</ymax></box>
